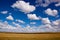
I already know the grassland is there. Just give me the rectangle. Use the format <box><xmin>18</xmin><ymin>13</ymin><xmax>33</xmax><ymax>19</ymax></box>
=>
<box><xmin>0</xmin><ymin>32</ymin><xmax>60</xmax><ymax>40</ymax></box>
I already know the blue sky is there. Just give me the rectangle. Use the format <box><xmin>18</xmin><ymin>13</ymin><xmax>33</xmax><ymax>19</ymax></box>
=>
<box><xmin>0</xmin><ymin>0</ymin><xmax>60</xmax><ymax>32</ymax></box>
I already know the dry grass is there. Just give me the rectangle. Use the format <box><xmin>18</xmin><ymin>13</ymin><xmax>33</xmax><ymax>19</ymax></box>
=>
<box><xmin>0</xmin><ymin>32</ymin><xmax>60</xmax><ymax>40</ymax></box>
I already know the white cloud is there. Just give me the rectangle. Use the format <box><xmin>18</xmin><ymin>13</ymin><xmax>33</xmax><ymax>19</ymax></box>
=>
<box><xmin>0</xmin><ymin>21</ymin><xmax>16</xmax><ymax>29</ymax></box>
<box><xmin>51</xmin><ymin>19</ymin><xmax>60</xmax><ymax>31</ymax></box>
<box><xmin>30</xmin><ymin>22</ymin><xmax>36</xmax><ymax>24</ymax></box>
<box><xmin>52</xmin><ymin>19</ymin><xmax>60</xmax><ymax>26</ymax></box>
<box><xmin>0</xmin><ymin>19</ymin><xmax>60</xmax><ymax>32</ymax></box>
<box><xmin>41</xmin><ymin>17</ymin><xmax>60</xmax><ymax>30</ymax></box>
<box><xmin>40</xmin><ymin>17</ymin><xmax>58</xmax><ymax>32</ymax></box>
<box><xmin>55</xmin><ymin>2</ymin><xmax>60</xmax><ymax>6</ymax></box>
<box><xmin>27</xmin><ymin>14</ymin><xmax>40</xmax><ymax>20</ymax></box>
<box><xmin>41</xmin><ymin>17</ymin><xmax>51</xmax><ymax>24</ymax></box>
<box><xmin>0</xmin><ymin>20</ymin><xmax>53</xmax><ymax>32</ymax></box>
<box><xmin>0</xmin><ymin>11</ymin><xmax>8</xmax><ymax>14</ymax></box>
<box><xmin>45</xmin><ymin>8</ymin><xmax>58</xmax><ymax>16</ymax></box>
<box><xmin>36</xmin><ymin>0</ymin><xmax>60</xmax><ymax>7</ymax></box>
<box><xmin>39</xmin><ymin>24</ymin><xmax>56</xmax><ymax>32</ymax></box>
<box><xmin>6</xmin><ymin>15</ymin><xmax>14</xmax><ymax>20</ymax></box>
<box><xmin>41</xmin><ymin>18</ymin><xmax>60</xmax><ymax>32</ymax></box>
<box><xmin>12</xmin><ymin>1</ymin><xmax>35</xmax><ymax>13</ymax></box>
<box><xmin>16</xmin><ymin>19</ymin><xmax>25</xmax><ymax>24</ymax></box>
<box><xmin>12</xmin><ymin>22</ymin><xmax>22</xmax><ymax>28</ymax></box>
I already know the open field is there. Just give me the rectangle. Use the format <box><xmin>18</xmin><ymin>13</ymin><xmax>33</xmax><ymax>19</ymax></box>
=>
<box><xmin>0</xmin><ymin>32</ymin><xmax>60</xmax><ymax>40</ymax></box>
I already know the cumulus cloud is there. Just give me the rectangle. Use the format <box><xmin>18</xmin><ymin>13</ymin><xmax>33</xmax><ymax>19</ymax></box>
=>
<box><xmin>0</xmin><ymin>11</ymin><xmax>8</xmax><ymax>14</ymax></box>
<box><xmin>12</xmin><ymin>1</ymin><xmax>35</xmax><ymax>13</ymax></box>
<box><xmin>16</xmin><ymin>19</ymin><xmax>25</xmax><ymax>24</ymax></box>
<box><xmin>41</xmin><ymin>17</ymin><xmax>51</xmax><ymax>24</ymax></box>
<box><xmin>14</xmin><ymin>17</ymin><xmax>60</xmax><ymax>32</ymax></box>
<box><xmin>12</xmin><ymin>22</ymin><xmax>22</xmax><ymax>28</ymax></box>
<box><xmin>35</xmin><ymin>0</ymin><xmax>60</xmax><ymax>7</ymax></box>
<box><xmin>52</xmin><ymin>19</ymin><xmax>60</xmax><ymax>26</ymax></box>
<box><xmin>6</xmin><ymin>15</ymin><xmax>14</xmax><ymax>20</ymax></box>
<box><xmin>38</xmin><ymin>24</ymin><xmax>55</xmax><ymax>32</ymax></box>
<box><xmin>27</xmin><ymin>14</ymin><xmax>40</xmax><ymax>20</ymax></box>
<box><xmin>45</xmin><ymin>8</ymin><xmax>58</xmax><ymax>16</ymax></box>
<box><xmin>0</xmin><ymin>19</ymin><xmax>60</xmax><ymax>32</ymax></box>
<box><xmin>0</xmin><ymin>21</ymin><xmax>24</xmax><ymax>32</ymax></box>
<box><xmin>55</xmin><ymin>2</ymin><xmax>60</xmax><ymax>6</ymax></box>
<box><xmin>41</xmin><ymin>18</ymin><xmax>60</xmax><ymax>32</ymax></box>
<box><xmin>51</xmin><ymin>19</ymin><xmax>60</xmax><ymax>31</ymax></box>
<box><xmin>0</xmin><ymin>21</ymin><xmax>16</xmax><ymax>29</ymax></box>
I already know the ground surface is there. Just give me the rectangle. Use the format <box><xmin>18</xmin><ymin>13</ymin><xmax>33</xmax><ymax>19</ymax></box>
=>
<box><xmin>0</xmin><ymin>32</ymin><xmax>60</xmax><ymax>40</ymax></box>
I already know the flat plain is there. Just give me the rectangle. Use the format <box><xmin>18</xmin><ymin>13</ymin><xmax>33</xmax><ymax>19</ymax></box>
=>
<box><xmin>0</xmin><ymin>32</ymin><xmax>60</xmax><ymax>40</ymax></box>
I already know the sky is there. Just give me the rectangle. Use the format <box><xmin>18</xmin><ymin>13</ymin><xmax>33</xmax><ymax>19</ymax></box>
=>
<box><xmin>0</xmin><ymin>0</ymin><xmax>60</xmax><ymax>32</ymax></box>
